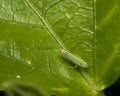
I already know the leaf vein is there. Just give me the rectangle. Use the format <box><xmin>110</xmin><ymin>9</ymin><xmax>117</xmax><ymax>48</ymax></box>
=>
<box><xmin>24</xmin><ymin>0</ymin><xmax>67</xmax><ymax>50</ymax></box>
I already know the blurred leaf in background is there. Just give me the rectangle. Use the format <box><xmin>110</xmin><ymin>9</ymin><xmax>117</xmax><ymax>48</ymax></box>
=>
<box><xmin>1</xmin><ymin>81</ymin><xmax>45</xmax><ymax>96</ymax></box>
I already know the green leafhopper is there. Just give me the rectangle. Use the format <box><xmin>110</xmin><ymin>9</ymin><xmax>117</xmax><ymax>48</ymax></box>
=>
<box><xmin>61</xmin><ymin>49</ymin><xmax>88</xmax><ymax>68</ymax></box>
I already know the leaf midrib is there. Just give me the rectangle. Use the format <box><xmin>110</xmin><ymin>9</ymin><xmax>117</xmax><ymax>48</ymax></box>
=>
<box><xmin>25</xmin><ymin>0</ymin><xmax>67</xmax><ymax>50</ymax></box>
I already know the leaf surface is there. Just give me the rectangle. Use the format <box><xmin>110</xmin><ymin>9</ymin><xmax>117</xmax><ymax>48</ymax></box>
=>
<box><xmin>0</xmin><ymin>0</ymin><xmax>120</xmax><ymax>96</ymax></box>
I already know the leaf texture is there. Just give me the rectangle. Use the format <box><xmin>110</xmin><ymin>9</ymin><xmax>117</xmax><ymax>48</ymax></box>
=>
<box><xmin>0</xmin><ymin>0</ymin><xmax>120</xmax><ymax>96</ymax></box>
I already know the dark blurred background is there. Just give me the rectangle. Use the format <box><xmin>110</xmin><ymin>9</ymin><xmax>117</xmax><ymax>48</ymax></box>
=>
<box><xmin>104</xmin><ymin>77</ymin><xmax>120</xmax><ymax>96</ymax></box>
<box><xmin>0</xmin><ymin>90</ymin><xmax>6</xmax><ymax>96</ymax></box>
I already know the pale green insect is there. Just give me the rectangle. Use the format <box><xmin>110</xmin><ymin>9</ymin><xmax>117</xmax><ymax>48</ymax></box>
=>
<box><xmin>61</xmin><ymin>49</ymin><xmax>88</xmax><ymax>68</ymax></box>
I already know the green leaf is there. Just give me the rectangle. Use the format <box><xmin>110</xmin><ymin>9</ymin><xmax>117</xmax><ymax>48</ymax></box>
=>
<box><xmin>0</xmin><ymin>0</ymin><xmax>120</xmax><ymax>96</ymax></box>
<box><xmin>96</xmin><ymin>0</ymin><xmax>120</xmax><ymax>89</ymax></box>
